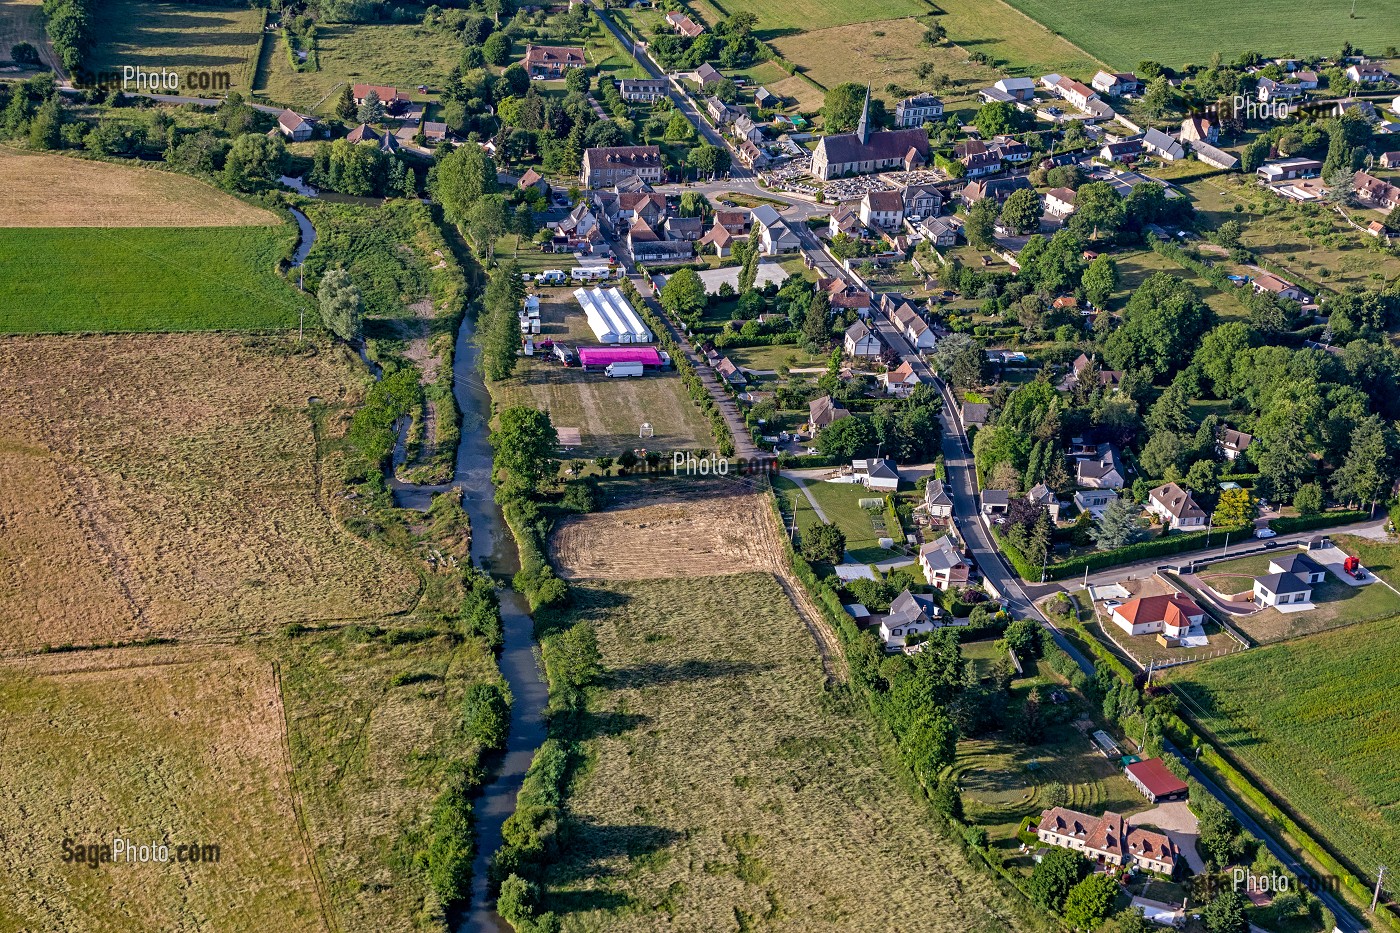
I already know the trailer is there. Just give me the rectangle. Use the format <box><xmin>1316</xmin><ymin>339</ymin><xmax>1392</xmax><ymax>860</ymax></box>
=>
<box><xmin>605</xmin><ymin>361</ymin><xmax>645</xmax><ymax>378</ymax></box>
<box><xmin>536</xmin><ymin>270</ymin><xmax>567</xmax><ymax>285</ymax></box>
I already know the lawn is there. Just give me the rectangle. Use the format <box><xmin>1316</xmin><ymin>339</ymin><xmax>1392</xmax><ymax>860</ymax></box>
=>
<box><xmin>490</xmin><ymin>298</ymin><xmax>713</xmax><ymax>458</ymax></box>
<box><xmin>0</xmin><ymin>146</ymin><xmax>278</xmax><ymax>228</ymax></box>
<box><xmin>253</xmin><ymin>22</ymin><xmax>463</xmax><ymax>112</ymax></box>
<box><xmin>1333</xmin><ymin>534</ymin><xmax>1400</xmax><ymax>589</ymax></box>
<box><xmin>999</xmin><ymin>0</ymin><xmax>1400</xmax><ymax>71</ymax></box>
<box><xmin>924</xmin><ymin>0</ymin><xmax>1102</xmax><ymax>77</ymax></box>
<box><xmin>1195</xmin><ymin>551</ymin><xmax>1400</xmax><ymax>644</ymax></box>
<box><xmin>89</xmin><ymin>1</ymin><xmax>265</xmax><ymax>92</ymax></box>
<box><xmin>1113</xmin><ymin>247</ymin><xmax>1249</xmax><ymax>321</ymax></box>
<box><xmin>689</xmin><ymin>0</ymin><xmax>930</xmax><ymax>34</ymax></box>
<box><xmin>0</xmin><ymin>334</ymin><xmax>419</xmax><ymax>653</ymax></box>
<box><xmin>1166</xmin><ymin>613</ymin><xmax>1400</xmax><ymax>893</ymax></box>
<box><xmin>538</xmin><ymin>574</ymin><xmax>1025</xmax><ymax>932</ymax></box>
<box><xmin>0</xmin><ymin>646</ymin><xmax>328</xmax><ymax>932</ymax></box>
<box><xmin>785</xmin><ymin>476</ymin><xmax>905</xmax><ymax>563</ymax></box>
<box><xmin>723</xmin><ymin>342</ymin><xmax>827</xmax><ymax>373</ymax></box>
<box><xmin>0</xmin><ymin>226</ymin><xmax>309</xmax><ymax>332</ymax></box>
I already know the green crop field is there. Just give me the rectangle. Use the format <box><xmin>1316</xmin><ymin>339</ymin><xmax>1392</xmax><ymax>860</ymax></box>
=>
<box><xmin>538</xmin><ymin>574</ymin><xmax>1025</xmax><ymax>932</ymax></box>
<box><xmin>0</xmin><ymin>226</ymin><xmax>308</xmax><ymax>333</ymax></box>
<box><xmin>1166</xmin><ymin>614</ymin><xmax>1400</xmax><ymax>887</ymax></box>
<box><xmin>999</xmin><ymin>0</ymin><xmax>1400</xmax><ymax>70</ymax></box>
<box><xmin>89</xmin><ymin>1</ymin><xmax>265</xmax><ymax>92</ymax></box>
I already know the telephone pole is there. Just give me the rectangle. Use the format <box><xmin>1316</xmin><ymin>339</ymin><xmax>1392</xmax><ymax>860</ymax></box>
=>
<box><xmin>1372</xmin><ymin>864</ymin><xmax>1388</xmax><ymax>913</ymax></box>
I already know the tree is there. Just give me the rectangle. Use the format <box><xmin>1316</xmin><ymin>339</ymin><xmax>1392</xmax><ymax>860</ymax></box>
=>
<box><xmin>931</xmin><ymin>333</ymin><xmax>987</xmax><ymax>389</ymax></box>
<box><xmin>1069</xmin><ymin>182</ymin><xmax>1125</xmax><ymax>240</ymax></box>
<box><xmin>466</xmin><ymin>193</ymin><xmax>509</xmax><ymax>260</ymax></box>
<box><xmin>664</xmin><ymin>108</ymin><xmax>694</xmax><ymax>141</ymax></box>
<box><xmin>801</xmin><ymin>521</ymin><xmax>846</xmax><ymax>562</ymax></box>
<box><xmin>1202</xmin><ymin>890</ymin><xmax>1249</xmax><ymax>933</ymax></box>
<box><xmin>1293</xmin><ymin>481</ymin><xmax>1324</xmax><ymax>515</ymax></box>
<box><xmin>1103</xmin><ymin>272</ymin><xmax>1214</xmax><ymax>379</ymax></box>
<box><xmin>659</xmin><ymin>267</ymin><xmax>707</xmax><ymax>321</ymax></box>
<box><xmin>1141</xmin><ymin>76</ymin><xmax>1173</xmax><ymax>120</ymax></box>
<box><xmin>821</xmin><ymin>82</ymin><xmax>867</xmax><ymax>133</ymax></box>
<box><xmin>221</xmin><ymin>133</ymin><xmax>286</xmax><ymax>191</ymax></box>
<box><xmin>1212</xmin><ymin>486</ymin><xmax>1255</xmax><ymax>528</ymax></box>
<box><xmin>1027</xmin><ymin>846</ymin><xmax>1087</xmax><ymax>911</ymax></box>
<box><xmin>1063</xmin><ymin>873</ymin><xmax>1120</xmax><ymax>931</ymax></box>
<box><xmin>489</xmin><ymin>407</ymin><xmax>557</xmax><ymax>489</ymax></box>
<box><xmin>462</xmin><ymin>682</ymin><xmax>509</xmax><ymax>749</ymax></box>
<box><xmin>803</xmin><ymin>290</ymin><xmax>831</xmax><ymax>346</ymax></box>
<box><xmin>317</xmin><ymin>268</ymin><xmax>363</xmax><ymax>342</ymax></box>
<box><xmin>974</xmin><ymin>100</ymin><xmax>1019</xmax><ymax>139</ymax></box>
<box><xmin>10</xmin><ymin>42</ymin><xmax>40</xmax><ymax>65</ymax></box>
<box><xmin>356</xmin><ymin>89</ymin><xmax>384</xmax><ymax>124</ymax></box>
<box><xmin>1081</xmin><ymin>254</ymin><xmax>1118</xmax><ymax>307</ymax></box>
<box><xmin>564</xmin><ymin>66</ymin><xmax>590</xmax><ymax>94</ymax></box>
<box><xmin>333</xmin><ymin>83</ymin><xmax>356</xmax><ymax>120</ymax></box>
<box><xmin>688</xmin><ymin>142</ymin><xmax>730</xmax><ymax>178</ymax></box>
<box><xmin>815</xmin><ymin>415</ymin><xmax>875</xmax><ymax>459</ymax></box>
<box><xmin>1256</xmin><ymin>418</ymin><xmax>1312</xmax><ymax>500</ymax></box>
<box><xmin>483</xmin><ymin>31</ymin><xmax>512</xmax><ymax>66</ymax></box>
<box><xmin>1092</xmin><ymin>497</ymin><xmax>1144</xmax><ymax>550</ymax></box>
<box><xmin>965</xmin><ymin>197</ymin><xmax>998</xmax><ymax>249</ymax></box>
<box><xmin>1332</xmin><ymin>414</ymin><xmax>1396</xmax><ymax>511</ymax></box>
<box><xmin>27</xmin><ymin>95</ymin><xmax>61</xmax><ymax>150</ymax></box>
<box><xmin>1000</xmin><ymin>187</ymin><xmax>1043</xmax><ymax>235</ymax></box>
<box><xmin>433</xmin><ymin>145</ymin><xmax>499</xmax><ymax>224</ymax></box>
<box><xmin>1101</xmin><ymin>908</ymin><xmax>1153</xmax><ymax>933</ymax></box>
<box><xmin>501</xmin><ymin>63</ymin><xmax>530</xmax><ymax>96</ymax></box>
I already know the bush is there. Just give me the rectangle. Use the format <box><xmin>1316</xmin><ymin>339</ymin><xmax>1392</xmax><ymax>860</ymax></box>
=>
<box><xmin>463</xmin><ymin>682</ymin><xmax>511</xmax><ymax>750</ymax></box>
<box><xmin>1268</xmin><ymin>510</ymin><xmax>1369</xmax><ymax>534</ymax></box>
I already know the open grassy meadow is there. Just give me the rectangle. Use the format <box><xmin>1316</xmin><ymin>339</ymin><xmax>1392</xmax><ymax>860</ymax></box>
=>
<box><xmin>1113</xmin><ymin>247</ymin><xmax>1250</xmax><ymax>321</ymax></box>
<box><xmin>0</xmin><ymin>225</ymin><xmax>309</xmax><ymax>332</ymax></box>
<box><xmin>88</xmin><ymin>1</ymin><xmax>265</xmax><ymax>92</ymax></box>
<box><xmin>539</xmin><ymin>573</ymin><xmax>1025</xmax><ymax>932</ymax></box>
<box><xmin>490</xmin><ymin>297</ymin><xmax>712</xmax><ymax>458</ymax></box>
<box><xmin>924</xmin><ymin>0</ymin><xmax>1101</xmax><ymax>78</ymax></box>
<box><xmin>253</xmin><ymin>22</ymin><xmax>462</xmax><ymax>112</ymax></box>
<box><xmin>1166</xmin><ymin>613</ymin><xmax>1400</xmax><ymax>890</ymax></box>
<box><xmin>0</xmin><ymin>646</ymin><xmax>328</xmax><ymax>933</ymax></box>
<box><xmin>0</xmin><ymin>147</ymin><xmax>278</xmax><ymax>228</ymax></box>
<box><xmin>690</xmin><ymin>0</ymin><xmax>931</xmax><ymax>34</ymax></box>
<box><xmin>0</xmin><ymin>335</ymin><xmax>419</xmax><ymax>654</ymax></box>
<box><xmin>999</xmin><ymin>0</ymin><xmax>1400</xmax><ymax>70</ymax></box>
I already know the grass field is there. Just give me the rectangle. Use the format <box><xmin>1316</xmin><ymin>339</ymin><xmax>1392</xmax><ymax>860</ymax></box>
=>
<box><xmin>690</xmin><ymin>0</ymin><xmax>931</xmax><ymax>34</ymax></box>
<box><xmin>999</xmin><ymin>0</ymin><xmax>1400</xmax><ymax>70</ymax></box>
<box><xmin>776</xmin><ymin>477</ymin><xmax>904</xmax><ymax>564</ymax></box>
<box><xmin>1113</xmin><ymin>247</ymin><xmax>1249</xmax><ymax>320</ymax></box>
<box><xmin>1166</xmin><ymin>613</ymin><xmax>1400</xmax><ymax>890</ymax></box>
<box><xmin>0</xmin><ymin>146</ymin><xmax>278</xmax><ymax>228</ymax></box>
<box><xmin>89</xmin><ymin>1</ymin><xmax>265</xmax><ymax>92</ymax></box>
<box><xmin>490</xmin><ymin>298</ymin><xmax>712</xmax><ymax>458</ymax></box>
<box><xmin>539</xmin><ymin>573</ymin><xmax>1025</xmax><ymax>932</ymax></box>
<box><xmin>722</xmin><ymin>342</ymin><xmax>827</xmax><ymax>373</ymax></box>
<box><xmin>1195</xmin><ymin>551</ymin><xmax>1400</xmax><ymax>643</ymax></box>
<box><xmin>924</xmin><ymin>0</ymin><xmax>1101</xmax><ymax>77</ymax></box>
<box><xmin>253</xmin><ymin>22</ymin><xmax>461</xmax><ymax>112</ymax></box>
<box><xmin>0</xmin><ymin>226</ymin><xmax>309</xmax><ymax>332</ymax></box>
<box><xmin>0</xmin><ymin>335</ymin><xmax>419</xmax><ymax>654</ymax></box>
<box><xmin>0</xmin><ymin>646</ymin><xmax>328</xmax><ymax>932</ymax></box>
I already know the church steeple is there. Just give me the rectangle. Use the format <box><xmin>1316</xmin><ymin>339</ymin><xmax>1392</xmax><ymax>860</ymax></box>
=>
<box><xmin>856</xmin><ymin>85</ymin><xmax>871</xmax><ymax>144</ymax></box>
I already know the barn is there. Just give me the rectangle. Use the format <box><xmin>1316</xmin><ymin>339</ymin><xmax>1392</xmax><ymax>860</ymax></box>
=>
<box><xmin>574</xmin><ymin>286</ymin><xmax>653</xmax><ymax>344</ymax></box>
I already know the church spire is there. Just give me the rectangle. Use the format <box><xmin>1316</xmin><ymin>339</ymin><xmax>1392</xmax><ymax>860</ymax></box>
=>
<box><xmin>856</xmin><ymin>85</ymin><xmax>871</xmax><ymax>144</ymax></box>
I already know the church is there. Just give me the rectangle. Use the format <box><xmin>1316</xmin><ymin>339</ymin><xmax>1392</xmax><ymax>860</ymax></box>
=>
<box><xmin>812</xmin><ymin>88</ymin><xmax>931</xmax><ymax>180</ymax></box>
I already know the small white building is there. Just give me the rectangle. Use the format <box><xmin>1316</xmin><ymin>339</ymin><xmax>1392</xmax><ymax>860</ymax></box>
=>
<box><xmin>853</xmin><ymin>458</ymin><xmax>900</xmax><ymax>492</ymax></box>
<box><xmin>923</xmin><ymin>479</ymin><xmax>954</xmax><ymax>521</ymax></box>
<box><xmin>879</xmin><ymin>589</ymin><xmax>944</xmax><ymax>651</ymax></box>
<box><xmin>844</xmin><ymin>319</ymin><xmax>882</xmax><ymax>357</ymax></box>
<box><xmin>1253</xmin><ymin>573</ymin><xmax>1312</xmax><ymax>607</ymax></box>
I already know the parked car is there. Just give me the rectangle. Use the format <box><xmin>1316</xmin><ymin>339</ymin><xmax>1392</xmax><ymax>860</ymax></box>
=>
<box><xmin>1254</xmin><ymin>527</ymin><xmax>1277</xmax><ymax>539</ymax></box>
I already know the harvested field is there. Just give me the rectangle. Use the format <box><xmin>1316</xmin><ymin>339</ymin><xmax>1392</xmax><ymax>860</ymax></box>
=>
<box><xmin>0</xmin><ymin>0</ymin><xmax>63</xmax><ymax>75</ymax></box>
<box><xmin>0</xmin><ymin>335</ymin><xmax>419</xmax><ymax>654</ymax></box>
<box><xmin>89</xmin><ymin>1</ymin><xmax>265</xmax><ymax>92</ymax></box>
<box><xmin>0</xmin><ymin>646</ymin><xmax>327</xmax><ymax>933</ymax></box>
<box><xmin>0</xmin><ymin>147</ymin><xmax>278</xmax><ymax>228</ymax></box>
<box><xmin>540</xmin><ymin>574</ymin><xmax>1023</xmax><ymax>932</ymax></box>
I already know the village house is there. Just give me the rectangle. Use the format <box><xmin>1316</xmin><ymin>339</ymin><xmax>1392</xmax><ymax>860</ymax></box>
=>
<box><xmin>1125</xmin><ymin>758</ymin><xmax>1189</xmax><ymax>803</ymax></box>
<box><xmin>737</xmin><ymin>139</ymin><xmax>770</xmax><ymax>169</ymax></box>
<box><xmin>1269</xmin><ymin>553</ymin><xmax>1328</xmax><ymax>585</ymax></box>
<box><xmin>981</xmin><ymin>489</ymin><xmax>1010</xmax><ymax>516</ymax></box>
<box><xmin>1257</xmin><ymin>157</ymin><xmax>1322</xmax><ymax>183</ymax></box>
<box><xmin>854</xmin><ymin>457</ymin><xmax>900</xmax><ymax>492</ymax></box>
<box><xmin>1345</xmin><ymin>62</ymin><xmax>1392</xmax><ymax>83</ymax></box>
<box><xmin>829</xmin><ymin>203</ymin><xmax>864</xmax><ymax>238</ymax></box>
<box><xmin>277</xmin><ymin>109</ymin><xmax>313</xmax><ymax>142</ymax></box>
<box><xmin>664</xmin><ymin>215</ymin><xmax>704</xmax><ymax>241</ymax></box>
<box><xmin>919</xmin><ymin>536</ymin><xmax>971</xmax><ymax>591</ymax></box>
<box><xmin>1251</xmin><ymin>272</ymin><xmax>1310</xmax><ymax>303</ymax></box>
<box><xmin>1050</xmin><ymin>75</ymin><xmax>1099</xmax><ymax>111</ymax></box>
<box><xmin>808</xmin><ymin>395</ymin><xmax>850</xmax><ymax>431</ymax></box>
<box><xmin>896</xmin><ymin>93</ymin><xmax>945</xmax><ymax>127</ymax></box>
<box><xmin>715</xmin><ymin>356</ymin><xmax>746</xmax><ymax>385</ymax></box>
<box><xmin>1091</xmin><ymin>71</ymin><xmax>1141</xmax><ymax>96</ymax></box>
<box><xmin>1026</xmin><ymin>483</ymin><xmax>1061</xmax><ymax>523</ymax></box>
<box><xmin>844</xmin><ymin>320</ymin><xmax>883</xmax><ymax>357</ymax></box>
<box><xmin>1147</xmin><ymin>482</ymin><xmax>1207</xmax><ymax>530</ymax></box>
<box><xmin>619</xmin><ymin>78</ymin><xmax>668</xmax><ymax>102</ymax></box>
<box><xmin>918</xmin><ymin>215</ymin><xmax>959</xmax><ymax>247</ymax></box>
<box><xmin>812</xmin><ymin>88</ymin><xmax>930</xmax><ymax>180</ymax></box>
<box><xmin>1381</xmin><ymin>152</ymin><xmax>1400</xmax><ymax>170</ymax></box>
<box><xmin>1060</xmin><ymin>353</ymin><xmax>1122</xmax><ymax>392</ymax></box>
<box><xmin>697</xmin><ymin>222</ymin><xmax>735</xmax><ymax>257</ymax></box>
<box><xmin>1253</xmin><ymin>571</ymin><xmax>1313</xmax><ymax>607</ymax></box>
<box><xmin>627</xmin><ymin>217</ymin><xmax>692</xmax><ymax>261</ymax></box>
<box><xmin>1110</xmin><ymin>593</ymin><xmax>1206</xmax><ymax>638</ymax></box>
<box><xmin>890</xmin><ymin>302</ymin><xmax>936</xmax><ymax>349</ymax></box>
<box><xmin>924</xmin><ymin>479</ymin><xmax>954</xmax><ymax>522</ymax></box>
<box><xmin>1142</xmin><ymin>127</ymin><xmax>1185</xmax><ymax>160</ymax></box>
<box><xmin>882</xmin><ymin>361</ymin><xmax>921</xmax><ymax>396</ymax></box>
<box><xmin>733</xmin><ymin>114</ymin><xmax>765</xmax><ymax>145</ymax></box>
<box><xmin>859</xmin><ymin>190</ymin><xmax>905</xmax><ymax>230</ymax></box>
<box><xmin>1076</xmin><ymin>443</ymin><xmax>1126</xmax><ymax>490</ymax></box>
<box><xmin>1100</xmin><ymin>138</ymin><xmax>1146</xmax><ymax>162</ymax></box>
<box><xmin>664</xmin><ymin>10</ymin><xmax>705</xmax><ymax>38</ymax></box>
<box><xmin>990</xmin><ymin>76</ymin><xmax>1037</xmax><ymax>101</ymax></box>
<box><xmin>345</xmin><ymin>123</ymin><xmax>380</xmax><ymax>144</ymax></box>
<box><xmin>522</xmin><ymin>45</ymin><xmax>586</xmax><ymax>77</ymax></box>
<box><xmin>705</xmin><ymin>96</ymin><xmax>743</xmax><ymax>124</ymax></box>
<box><xmin>1074</xmin><ymin>487</ymin><xmax>1118</xmax><ymax>517</ymax></box>
<box><xmin>1355</xmin><ymin>171</ymin><xmax>1400</xmax><ymax>210</ymax></box>
<box><xmin>352</xmin><ymin>83</ymin><xmax>409</xmax><ymax>112</ymax></box>
<box><xmin>960</xmin><ymin>400</ymin><xmax>989</xmax><ymax>428</ymax></box>
<box><xmin>901</xmin><ymin>183</ymin><xmax>941</xmax><ymax>218</ymax></box>
<box><xmin>1191</xmin><ymin>141</ymin><xmax>1239</xmax><ymax>170</ymax></box>
<box><xmin>752</xmin><ymin>204</ymin><xmax>801</xmax><ymax>254</ymax></box>
<box><xmin>1217</xmin><ymin>426</ymin><xmax>1253</xmax><ymax>461</ymax></box>
<box><xmin>582</xmin><ymin>145</ymin><xmax>665</xmax><ymax>188</ymax></box>
<box><xmin>1037</xmin><ymin>807</ymin><xmax>1180</xmax><ymax>875</ymax></box>
<box><xmin>1180</xmin><ymin>116</ymin><xmax>1218</xmax><ymax>144</ymax></box>
<box><xmin>754</xmin><ymin>86</ymin><xmax>776</xmax><ymax>108</ymax></box>
<box><xmin>695</xmin><ymin>63</ymin><xmax>725</xmax><ymax>88</ymax></box>
<box><xmin>1257</xmin><ymin>77</ymin><xmax>1305</xmax><ymax>104</ymax></box>
<box><xmin>879</xmin><ymin>589</ymin><xmax>945</xmax><ymax>651</ymax></box>
<box><xmin>1044</xmin><ymin>187</ymin><xmax>1077</xmax><ymax>219</ymax></box>
<box><xmin>962</xmin><ymin>175</ymin><xmax>1032</xmax><ymax>206</ymax></box>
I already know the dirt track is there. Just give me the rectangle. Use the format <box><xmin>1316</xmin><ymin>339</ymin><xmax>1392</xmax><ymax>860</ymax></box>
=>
<box><xmin>551</xmin><ymin>480</ymin><xmax>847</xmax><ymax>681</ymax></box>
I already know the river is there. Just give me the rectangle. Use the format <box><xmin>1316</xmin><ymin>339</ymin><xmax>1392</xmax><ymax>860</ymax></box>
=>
<box><xmin>389</xmin><ymin>311</ymin><xmax>550</xmax><ymax>933</ymax></box>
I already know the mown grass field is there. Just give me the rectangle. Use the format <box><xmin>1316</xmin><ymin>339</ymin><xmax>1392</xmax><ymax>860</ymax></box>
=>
<box><xmin>999</xmin><ymin>0</ymin><xmax>1400</xmax><ymax>70</ymax></box>
<box><xmin>691</xmin><ymin>0</ymin><xmax>931</xmax><ymax>34</ymax></box>
<box><xmin>88</xmin><ymin>1</ymin><xmax>264</xmax><ymax>92</ymax></box>
<box><xmin>1166</xmin><ymin>613</ymin><xmax>1400</xmax><ymax>889</ymax></box>
<box><xmin>1113</xmin><ymin>247</ymin><xmax>1249</xmax><ymax>320</ymax></box>
<box><xmin>540</xmin><ymin>574</ymin><xmax>1025</xmax><ymax>932</ymax></box>
<box><xmin>0</xmin><ymin>226</ymin><xmax>309</xmax><ymax>332</ymax></box>
<box><xmin>253</xmin><ymin>22</ymin><xmax>462</xmax><ymax>112</ymax></box>
<box><xmin>0</xmin><ymin>146</ymin><xmax>278</xmax><ymax>228</ymax></box>
<box><xmin>923</xmin><ymin>0</ymin><xmax>1101</xmax><ymax>77</ymax></box>
<box><xmin>0</xmin><ymin>646</ymin><xmax>328</xmax><ymax>933</ymax></box>
<box><xmin>0</xmin><ymin>335</ymin><xmax>419</xmax><ymax>654</ymax></box>
<box><xmin>775</xmin><ymin>476</ymin><xmax>904</xmax><ymax>564</ymax></box>
<box><xmin>490</xmin><ymin>298</ymin><xmax>711</xmax><ymax>459</ymax></box>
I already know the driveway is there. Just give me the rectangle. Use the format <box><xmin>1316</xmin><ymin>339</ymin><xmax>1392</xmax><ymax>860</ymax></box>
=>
<box><xmin>1128</xmin><ymin>801</ymin><xmax>1205</xmax><ymax>874</ymax></box>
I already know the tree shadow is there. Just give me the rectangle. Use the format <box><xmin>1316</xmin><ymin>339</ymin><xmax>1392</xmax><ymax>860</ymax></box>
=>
<box><xmin>576</xmin><ymin>709</ymin><xmax>650</xmax><ymax>740</ymax></box>
<box><xmin>607</xmin><ymin>657</ymin><xmax>773</xmax><ymax>689</ymax></box>
<box><xmin>553</xmin><ymin>820</ymin><xmax>684</xmax><ymax>882</ymax></box>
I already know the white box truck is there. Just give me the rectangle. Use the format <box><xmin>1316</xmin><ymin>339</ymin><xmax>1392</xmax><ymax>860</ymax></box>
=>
<box><xmin>604</xmin><ymin>361</ymin><xmax>645</xmax><ymax>378</ymax></box>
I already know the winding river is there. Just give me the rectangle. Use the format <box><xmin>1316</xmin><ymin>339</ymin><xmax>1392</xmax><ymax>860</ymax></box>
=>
<box><xmin>390</xmin><ymin>312</ymin><xmax>549</xmax><ymax>933</ymax></box>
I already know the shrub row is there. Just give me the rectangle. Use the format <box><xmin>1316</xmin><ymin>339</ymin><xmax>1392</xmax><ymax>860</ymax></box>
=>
<box><xmin>1268</xmin><ymin>510</ymin><xmax>1370</xmax><ymax>534</ymax></box>
<box><xmin>995</xmin><ymin>524</ymin><xmax>1251</xmax><ymax>582</ymax></box>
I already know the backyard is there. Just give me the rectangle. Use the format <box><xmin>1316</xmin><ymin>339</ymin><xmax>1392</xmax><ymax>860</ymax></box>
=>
<box><xmin>775</xmin><ymin>475</ymin><xmax>907</xmax><ymax>564</ymax></box>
